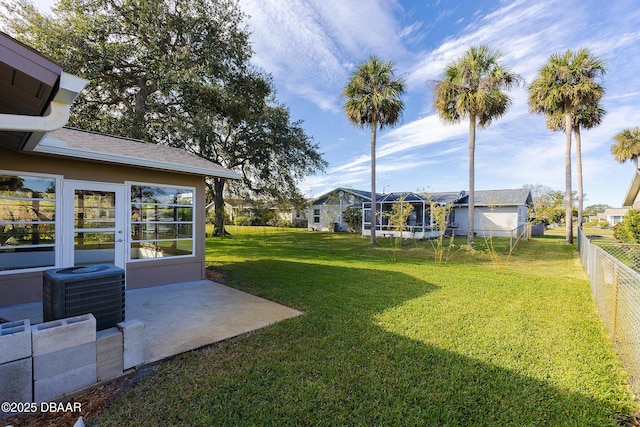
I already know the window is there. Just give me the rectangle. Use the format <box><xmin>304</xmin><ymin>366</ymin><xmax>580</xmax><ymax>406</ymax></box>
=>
<box><xmin>313</xmin><ymin>208</ymin><xmax>320</xmax><ymax>223</ymax></box>
<box><xmin>0</xmin><ymin>173</ymin><xmax>58</xmax><ymax>271</ymax></box>
<box><xmin>130</xmin><ymin>184</ymin><xmax>194</xmax><ymax>260</ymax></box>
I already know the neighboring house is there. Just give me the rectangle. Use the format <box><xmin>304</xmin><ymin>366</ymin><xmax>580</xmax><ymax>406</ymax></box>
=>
<box><xmin>363</xmin><ymin>191</ymin><xmax>461</xmax><ymax>239</ymax></box>
<box><xmin>280</xmin><ymin>204</ymin><xmax>309</xmax><ymax>227</ymax></box>
<box><xmin>623</xmin><ymin>169</ymin><xmax>640</xmax><ymax>209</ymax></box>
<box><xmin>209</xmin><ymin>198</ymin><xmax>308</xmax><ymax>227</ymax></box>
<box><xmin>602</xmin><ymin>208</ymin><xmax>628</xmax><ymax>226</ymax></box>
<box><xmin>453</xmin><ymin>188</ymin><xmax>533</xmax><ymax>238</ymax></box>
<box><xmin>314</xmin><ymin>187</ymin><xmax>532</xmax><ymax>239</ymax></box>
<box><xmin>308</xmin><ymin>187</ymin><xmax>372</xmax><ymax>231</ymax></box>
<box><xmin>0</xmin><ymin>33</ymin><xmax>239</xmax><ymax>307</ymax></box>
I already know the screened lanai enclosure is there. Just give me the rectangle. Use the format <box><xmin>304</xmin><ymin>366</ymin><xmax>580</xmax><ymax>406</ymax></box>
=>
<box><xmin>363</xmin><ymin>192</ymin><xmax>464</xmax><ymax>239</ymax></box>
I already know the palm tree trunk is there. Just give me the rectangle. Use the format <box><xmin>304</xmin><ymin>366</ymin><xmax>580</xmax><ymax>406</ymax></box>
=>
<box><xmin>564</xmin><ymin>111</ymin><xmax>573</xmax><ymax>244</ymax></box>
<box><xmin>467</xmin><ymin>115</ymin><xmax>476</xmax><ymax>247</ymax></box>
<box><xmin>574</xmin><ymin>125</ymin><xmax>584</xmax><ymax>229</ymax></box>
<box><xmin>634</xmin><ymin>156</ymin><xmax>638</xmax><ymax>171</ymax></box>
<box><xmin>370</xmin><ymin>118</ymin><xmax>378</xmax><ymax>245</ymax></box>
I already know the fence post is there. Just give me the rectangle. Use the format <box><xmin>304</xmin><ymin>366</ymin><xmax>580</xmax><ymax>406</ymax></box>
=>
<box><xmin>611</xmin><ymin>263</ymin><xmax>619</xmax><ymax>337</ymax></box>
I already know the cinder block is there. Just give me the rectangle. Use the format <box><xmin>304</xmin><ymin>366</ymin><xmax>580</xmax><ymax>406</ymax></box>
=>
<box><xmin>33</xmin><ymin>363</ymin><xmax>96</xmax><ymax>403</ymax></box>
<box><xmin>117</xmin><ymin>320</ymin><xmax>145</xmax><ymax>369</ymax></box>
<box><xmin>31</xmin><ymin>314</ymin><xmax>96</xmax><ymax>356</ymax></box>
<box><xmin>96</xmin><ymin>328</ymin><xmax>123</xmax><ymax>382</ymax></box>
<box><xmin>0</xmin><ymin>319</ymin><xmax>31</xmax><ymax>364</ymax></box>
<box><xmin>33</xmin><ymin>341</ymin><xmax>96</xmax><ymax>380</ymax></box>
<box><xmin>0</xmin><ymin>357</ymin><xmax>32</xmax><ymax>405</ymax></box>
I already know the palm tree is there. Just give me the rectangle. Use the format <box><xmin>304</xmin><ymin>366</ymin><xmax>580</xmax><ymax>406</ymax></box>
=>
<box><xmin>546</xmin><ymin>105</ymin><xmax>605</xmax><ymax>227</ymax></box>
<box><xmin>343</xmin><ymin>55</ymin><xmax>405</xmax><ymax>245</ymax></box>
<box><xmin>528</xmin><ymin>49</ymin><xmax>605</xmax><ymax>244</ymax></box>
<box><xmin>612</xmin><ymin>127</ymin><xmax>640</xmax><ymax>170</ymax></box>
<box><xmin>432</xmin><ymin>45</ymin><xmax>519</xmax><ymax>247</ymax></box>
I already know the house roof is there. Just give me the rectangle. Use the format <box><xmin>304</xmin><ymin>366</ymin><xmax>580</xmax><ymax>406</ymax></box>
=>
<box><xmin>604</xmin><ymin>208</ymin><xmax>628</xmax><ymax>216</ymax></box>
<box><xmin>455</xmin><ymin>188</ymin><xmax>532</xmax><ymax>207</ymax></box>
<box><xmin>36</xmin><ymin>127</ymin><xmax>240</xmax><ymax>179</ymax></box>
<box><xmin>314</xmin><ymin>187</ymin><xmax>532</xmax><ymax>208</ymax></box>
<box><xmin>311</xmin><ymin>187</ymin><xmax>373</xmax><ymax>204</ymax></box>
<box><xmin>623</xmin><ymin>169</ymin><xmax>640</xmax><ymax>207</ymax></box>
<box><xmin>378</xmin><ymin>191</ymin><xmax>463</xmax><ymax>204</ymax></box>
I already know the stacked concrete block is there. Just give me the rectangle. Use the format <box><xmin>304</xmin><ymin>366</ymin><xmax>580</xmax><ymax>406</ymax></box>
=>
<box><xmin>32</xmin><ymin>314</ymin><xmax>97</xmax><ymax>402</ymax></box>
<box><xmin>0</xmin><ymin>319</ymin><xmax>32</xmax><ymax>405</ymax></box>
<box><xmin>96</xmin><ymin>327</ymin><xmax>123</xmax><ymax>382</ymax></box>
<box><xmin>117</xmin><ymin>320</ymin><xmax>145</xmax><ymax>369</ymax></box>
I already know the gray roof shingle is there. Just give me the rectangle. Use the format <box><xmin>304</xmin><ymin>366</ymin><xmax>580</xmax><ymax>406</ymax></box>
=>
<box><xmin>39</xmin><ymin>127</ymin><xmax>239</xmax><ymax>178</ymax></box>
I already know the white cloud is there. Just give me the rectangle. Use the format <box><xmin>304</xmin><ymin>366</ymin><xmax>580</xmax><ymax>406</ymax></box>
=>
<box><xmin>247</xmin><ymin>0</ymin><xmax>640</xmax><ymax>206</ymax></box>
<box><xmin>240</xmin><ymin>0</ymin><xmax>407</xmax><ymax>110</ymax></box>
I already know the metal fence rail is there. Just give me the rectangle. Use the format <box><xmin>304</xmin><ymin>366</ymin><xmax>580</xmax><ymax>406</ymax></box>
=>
<box><xmin>578</xmin><ymin>227</ymin><xmax>640</xmax><ymax>395</ymax></box>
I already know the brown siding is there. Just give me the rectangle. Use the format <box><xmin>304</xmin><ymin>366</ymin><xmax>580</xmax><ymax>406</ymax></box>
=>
<box><xmin>0</xmin><ymin>149</ymin><xmax>208</xmax><ymax>306</ymax></box>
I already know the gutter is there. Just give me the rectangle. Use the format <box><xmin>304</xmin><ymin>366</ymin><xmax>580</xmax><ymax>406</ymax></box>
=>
<box><xmin>0</xmin><ymin>71</ymin><xmax>88</xmax><ymax>149</ymax></box>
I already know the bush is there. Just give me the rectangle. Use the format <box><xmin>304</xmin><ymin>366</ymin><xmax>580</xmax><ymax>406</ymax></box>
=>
<box><xmin>615</xmin><ymin>210</ymin><xmax>640</xmax><ymax>243</ymax></box>
<box><xmin>235</xmin><ymin>215</ymin><xmax>250</xmax><ymax>226</ymax></box>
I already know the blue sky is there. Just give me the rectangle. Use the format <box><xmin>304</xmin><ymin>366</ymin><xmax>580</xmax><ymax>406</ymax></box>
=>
<box><xmin>33</xmin><ymin>0</ymin><xmax>640</xmax><ymax>207</ymax></box>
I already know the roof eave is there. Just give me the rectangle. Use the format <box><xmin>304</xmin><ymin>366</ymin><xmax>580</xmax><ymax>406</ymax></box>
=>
<box><xmin>33</xmin><ymin>140</ymin><xmax>241</xmax><ymax>179</ymax></box>
<box><xmin>623</xmin><ymin>170</ymin><xmax>640</xmax><ymax>207</ymax></box>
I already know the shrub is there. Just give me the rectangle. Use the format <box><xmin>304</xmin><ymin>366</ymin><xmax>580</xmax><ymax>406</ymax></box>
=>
<box><xmin>235</xmin><ymin>215</ymin><xmax>250</xmax><ymax>226</ymax></box>
<box><xmin>615</xmin><ymin>210</ymin><xmax>640</xmax><ymax>243</ymax></box>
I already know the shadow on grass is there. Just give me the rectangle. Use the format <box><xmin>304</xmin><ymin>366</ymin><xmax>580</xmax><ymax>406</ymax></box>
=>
<box><xmin>95</xmin><ymin>259</ymin><xmax>632</xmax><ymax>426</ymax></box>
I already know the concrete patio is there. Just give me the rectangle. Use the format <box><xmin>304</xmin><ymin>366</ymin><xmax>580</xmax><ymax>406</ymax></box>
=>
<box><xmin>0</xmin><ymin>280</ymin><xmax>302</xmax><ymax>363</ymax></box>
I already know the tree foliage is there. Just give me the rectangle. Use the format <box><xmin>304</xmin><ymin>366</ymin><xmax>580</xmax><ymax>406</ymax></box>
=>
<box><xmin>2</xmin><ymin>0</ymin><xmax>327</xmax><ymax>235</ymax></box>
<box><xmin>433</xmin><ymin>45</ymin><xmax>520</xmax><ymax>247</ymax></box>
<box><xmin>616</xmin><ymin>210</ymin><xmax>640</xmax><ymax>243</ymax></box>
<box><xmin>343</xmin><ymin>207</ymin><xmax>362</xmax><ymax>233</ymax></box>
<box><xmin>523</xmin><ymin>184</ymin><xmax>568</xmax><ymax>225</ymax></box>
<box><xmin>583</xmin><ymin>204</ymin><xmax>612</xmax><ymax>217</ymax></box>
<box><xmin>343</xmin><ymin>55</ymin><xmax>405</xmax><ymax>245</ymax></box>
<box><xmin>611</xmin><ymin>127</ymin><xmax>640</xmax><ymax>171</ymax></box>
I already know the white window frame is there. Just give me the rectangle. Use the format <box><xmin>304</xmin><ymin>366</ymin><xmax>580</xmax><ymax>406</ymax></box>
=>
<box><xmin>127</xmin><ymin>181</ymin><xmax>196</xmax><ymax>262</ymax></box>
<box><xmin>0</xmin><ymin>170</ymin><xmax>63</xmax><ymax>275</ymax></box>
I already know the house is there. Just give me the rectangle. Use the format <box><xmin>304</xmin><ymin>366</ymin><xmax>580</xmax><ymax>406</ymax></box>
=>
<box><xmin>363</xmin><ymin>191</ymin><xmax>461</xmax><ymax>239</ymax></box>
<box><xmin>453</xmin><ymin>188</ymin><xmax>533</xmax><ymax>238</ymax></box>
<box><xmin>0</xmin><ymin>33</ymin><xmax>239</xmax><ymax>307</ymax></box>
<box><xmin>208</xmin><ymin>198</ymin><xmax>308</xmax><ymax>227</ymax></box>
<box><xmin>308</xmin><ymin>187</ymin><xmax>372</xmax><ymax>231</ymax></box>
<box><xmin>623</xmin><ymin>169</ymin><xmax>640</xmax><ymax>209</ymax></box>
<box><xmin>602</xmin><ymin>208</ymin><xmax>628</xmax><ymax>226</ymax></box>
<box><xmin>312</xmin><ymin>187</ymin><xmax>532</xmax><ymax>239</ymax></box>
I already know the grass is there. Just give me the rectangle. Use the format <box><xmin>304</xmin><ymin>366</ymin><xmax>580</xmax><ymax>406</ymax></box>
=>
<box><xmin>93</xmin><ymin>226</ymin><xmax>638</xmax><ymax>426</ymax></box>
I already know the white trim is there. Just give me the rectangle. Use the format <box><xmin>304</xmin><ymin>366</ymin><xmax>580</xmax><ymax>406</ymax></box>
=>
<box><xmin>62</xmin><ymin>180</ymin><xmax>126</xmax><ymax>269</ymax></box>
<box><xmin>0</xmin><ymin>72</ymin><xmax>88</xmax><ymax>149</ymax></box>
<box><xmin>34</xmin><ymin>138</ymin><xmax>241</xmax><ymax>179</ymax></box>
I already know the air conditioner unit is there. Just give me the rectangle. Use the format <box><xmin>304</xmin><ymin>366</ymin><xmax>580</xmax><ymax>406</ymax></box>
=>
<box><xmin>43</xmin><ymin>264</ymin><xmax>125</xmax><ymax>331</ymax></box>
<box><xmin>450</xmin><ymin>222</ymin><xmax>458</xmax><ymax>228</ymax></box>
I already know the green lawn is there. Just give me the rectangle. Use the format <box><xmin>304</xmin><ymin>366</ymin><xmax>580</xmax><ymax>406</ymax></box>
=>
<box><xmin>94</xmin><ymin>227</ymin><xmax>638</xmax><ymax>426</ymax></box>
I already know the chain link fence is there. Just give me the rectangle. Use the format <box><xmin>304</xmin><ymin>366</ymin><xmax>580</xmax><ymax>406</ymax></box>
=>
<box><xmin>578</xmin><ymin>227</ymin><xmax>640</xmax><ymax>396</ymax></box>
